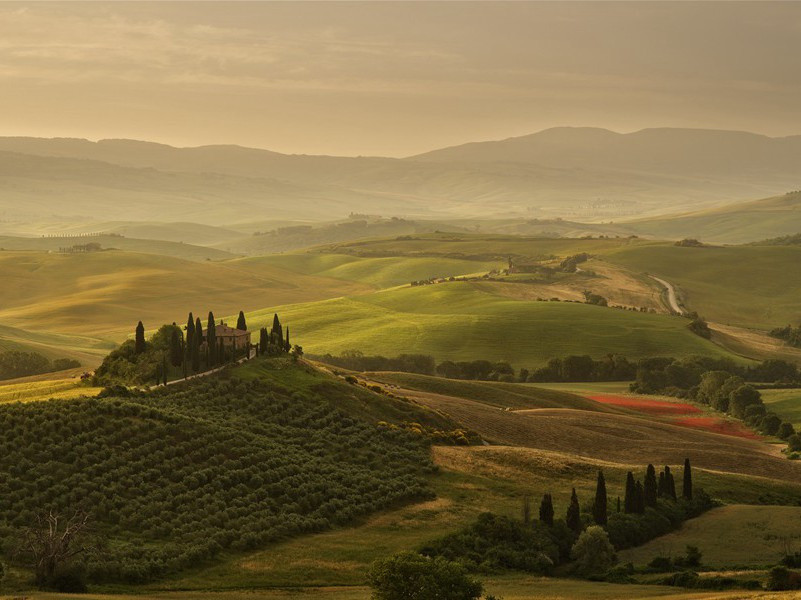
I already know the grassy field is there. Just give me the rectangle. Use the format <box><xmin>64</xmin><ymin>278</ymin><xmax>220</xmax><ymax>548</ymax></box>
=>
<box><xmin>364</xmin><ymin>371</ymin><xmax>620</xmax><ymax>412</ymax></box>
<box><xmin>604</xmin><ymin>243</ymin><xmax>801</xmax><ymax>329</ymax></box>
<box><xmin>233</xmin><ymin>253</ymin><xmax>501</xmax><ymax>290</ymax></box>
<box><xmin>762</xmin><ymin>388</ymin><xmax>801</xmax><ymax>428</ymax></box>
<box><xmin>623</xmin><ymin>191</ymin><xmax>801</xmax><ymax>244</ymax></box>
<box><xmin>0</xmin><ymin>234</ymin><xmax>235</xmax><ymax>261</ymax></box>
<box><xmin>243</xmin><ymin>281</ymin><xmax>742</xmax><ymax>368</ymax></box>
<box><xmin>618</xmin><ymin>504</ymin><xmax>801</xmax><ymax>568</ymax></box>
<box><xmin>0</xmin><ymin>377</ymin><xmax>101</xmax><ymax>404</ymax></box>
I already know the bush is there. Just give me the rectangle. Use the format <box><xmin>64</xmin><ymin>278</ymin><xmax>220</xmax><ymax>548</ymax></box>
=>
<box><xmin>778</xmin><ymin>422</ymin><xmax>796</xmax><ymax>440</ymax></box>
<box><xmin>788</xmin><ymin>434</ymin><xmax>801</xmax><ymax>452</ymax></box>
<box><xmin>367</xmin><ymin>552</ymin><xmax>483</xmax><ymax>600</ymax></box>
<box><xmin>570</xmin><ymin>526</ymin><xmax>616</xmax><ymax>577</ymax></box>
<box><xmin>767</xmin><ymin>566</ymin><xmax>801</xmax><ymax>591</ymax></box>
<box><xmin>647</xmin><ymin>556</ymin><xmax>673</xmax><ymax>572</ymax></box>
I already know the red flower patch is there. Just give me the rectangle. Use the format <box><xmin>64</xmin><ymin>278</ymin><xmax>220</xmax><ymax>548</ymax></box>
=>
<box><xmin>586</xmin><ymin>394</ymin><xmax>701</xmax><ymax>416</ymax></box>
<box><xmin>671</xmin><ymin>416</ymin><xmax>760</xmax><ymax>440</ymax></box>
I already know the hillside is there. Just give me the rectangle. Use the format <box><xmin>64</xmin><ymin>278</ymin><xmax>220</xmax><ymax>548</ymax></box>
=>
<box><xmin>0</xmin><ymin>250</ymin><xmax>371</xmax><ymax>361</ymax></box>
<box><xmin>621</xmin><ymin>191</ymin><xmax>801</xmax><ymax>243</ymax></box>
<box><xmin>242</xmin><ymin>282</ymin><xmax>741</xmax><ymax>368</ymax></box>
<box><xmin>3</xmin><ymin>128</ymin><xmax>801</xmax><ymax>226</ymax></box>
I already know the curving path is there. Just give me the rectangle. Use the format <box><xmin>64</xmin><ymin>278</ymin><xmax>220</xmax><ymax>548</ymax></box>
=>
<box><xmin>649</xmin><ymin>275</ymin><xmax>685</xmax><ymax>315</ymax></box>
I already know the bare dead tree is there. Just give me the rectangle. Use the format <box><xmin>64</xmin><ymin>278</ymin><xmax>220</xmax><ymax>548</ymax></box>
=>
<box><xmin>18</xmin><ymin>509</ymin><xmax>93</xmax><ymax>583</ymax></box>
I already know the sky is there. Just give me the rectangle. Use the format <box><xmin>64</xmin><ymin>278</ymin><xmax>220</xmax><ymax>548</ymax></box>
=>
<box><xmin>1</xmin><ymin>1</ymin><xmax>800</xmax><ymax>157</ymax></box>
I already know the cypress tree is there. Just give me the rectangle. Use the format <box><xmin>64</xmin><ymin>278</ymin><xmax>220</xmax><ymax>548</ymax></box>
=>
<box><xmin>624</xmin><ymin>471</ymin><xmax>636</xmax><ymax>513</ymax></box>
<box><xmin>664</xmin><ymin>466</ymin><xmax>677</xmax><ymax>500</ymax></box>
<box><xmin>285</xmin><ymin>326</ymin><xmax>290</xmax><ymax>352</ymax></box>
<box><xmin>682</xmin><ymin>458</ymin><xmax>693</xmax><ymax>500</ymax></box>
<box><xmin>272</xmin><ymin>313</ymin><xmax>283</xmax><ymax>348</ymax></box>
<box><xmin>259</xmin><ymin>327</ymin><xmax>268</xmax><ymax>356</ymax></box>
<box><xmin>644</xmin><ymin>464</ymin><xmax>658</xmax><ymax>508</ymax></box>
<box><xmin>616</xmin><ymin>497</ymin><xmax>621</xmax><ymax>513</ymax></box>
<box><xmin>566</xmin><ymin>488</ymin><xmax>582</xmax><ymax>534</ymax></box>
<box><xmin>657</xmin><ymin>471</ymin><xmax>666</xmax><ymax>498</ymax></box>
<box><xmin>169</xmin><ymin>326</ymin><xmax>182</xmax><ymax>367</ymax></box>
<box><xmin>539</xmin><ymin>493</ymin><xmax>554</xmax><ymax>526</ymax></box>
<box><xmin>237</xmin><ymin>310</ymin><xmax>247</xmax><ymax>331</ymax></box>
<box><xmin>162</xmin><ymin>352</ymin><xmax>168</xmax><ymax>386</ymax></box>
<box><xmin>207</xmin><ymin>312</ymin><xmax>217</xmax><ymax>366</ymax></box>
<box><xmin>194</xmin><ymin>317</ymin><xmax>203</xmax><ymax>371</ymax></box>
<box><xmin>135</xmin><ymin>321</ymin><xmax>146</xmax><ymax>354</ymax></box>
<box><xmin>186</xmin><ymin>313</ymin><xmax>195</xmax><ymax>353</ymax></box>
<box><xmin>635</xmin><ymin>480</ymin><xmax>645</xmax><ymax>514</ymax></box>
<box><xmin>592</xmin><ymin>470</ymin><xmax>608</xmax><ymax>526</ymax></box>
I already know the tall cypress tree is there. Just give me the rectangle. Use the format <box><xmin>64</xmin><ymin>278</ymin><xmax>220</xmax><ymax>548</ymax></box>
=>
<box><xmin>272</xmin><ymin>313</ymin><xmax>284</xmax><ymax>348</ymax></box>
<box><xmin>635</xmin><ymin>480</ymin><xmax>645</xmax><ymax>514</ymax></box>
<box><xmin>682</xmin><ymin>458</ymin><xmax>693</xmax><ymax>500</ymax></box>
<box><xmin>644</xmin><ymin>464</ymin><xmax>658</xmax><ymax>508</ymax></box>
<box><xmin>207</xmin><ymin>312</ymin><xmax>217</xmax><ymax>366</ymax></box>
<box><xmin>237</xmin><ymin>310</ymin><xmax>247</xmax><ymax>331</ymax></box>
<box><xmin>259</xmin><ymin>327</ymin><xmax>268</xmax><ymax>356</ymax></box>
<box><xmin>186</xmin><ymin>312</ymin><xmax>195</xmax><ymax>354</ymax></box>
<box><xmin>169</xmin><ymin>326</ymin><xmax>182</xmax><ymax>367</ymax></box>
<box><xmin>624</xmin><ymin>471</ymin><xmax>636</xmax><ymax>514</ymax></box>
<box><xmin>616</xmin><ymin>497</ymin><xmax>621</xmax><ymax>513</ymax></box>
<box><xmin>592</xmin><ymin>470</ymin><xmax>608</xmax><ymax>526</ymax></box>
<box><xmin>135</xmin><ymin>321</ymin><xmax>146</xmax><ymax>354</ymax></box>
<box><xmin>284</xmin><ymin>326</ymin><xmax>290</xmax><ymax>352</ymax></box>
<box><xmin>539</xmin><ymin>493</ymin><xmax>554</xmax><ymax>526</ymax></box>
<box><xmin>566</xmin><ymin>488</ymin><xmax>582</xmax><ymax>534</ymax></box>
<box><xmin>664</xmin><ymin>466</ymin><xmax>677</xmax><ymax>500</ymax></box>
<box><xmin>195</xmin><ymin>317</ymin><xmax>204</xmax><ymax>370</ymax></box>
<box><xmin>657</xmin><ymin>471</ymin><xmax>666</xmax><ymax>498</ymax></box>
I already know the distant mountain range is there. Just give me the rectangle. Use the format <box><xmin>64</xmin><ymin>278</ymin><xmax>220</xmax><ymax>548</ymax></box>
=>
<box><xmin>0</xmin><ymin>127</ymin><xmax>799</xmax><ymax>226</ymax></box>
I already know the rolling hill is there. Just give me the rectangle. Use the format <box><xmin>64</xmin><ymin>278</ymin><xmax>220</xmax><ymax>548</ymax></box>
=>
<box><xmin>242</xmin><ymin>281</ymin><xmax>742</xmax><ymax>368</ymax></box>
<box><xmin>2</xmin><ymin>127</ymin><xmax>801</xmax><ymax>226</ymax></box>
<box><xmin>621</xmin><ymin>190</ymin><xmax>801</xmax><ymax>244</ymax></box>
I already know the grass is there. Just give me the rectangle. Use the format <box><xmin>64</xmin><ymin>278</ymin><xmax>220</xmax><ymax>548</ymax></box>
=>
<box><xmin>0</xmin><ymin>377</ymin><xmax>101</xmax><ymax>404</ymax></box>
<box><xmin>762</xmin><ymin>388</ymin><xmax>801</xmax><ymax>428</ymax></box>
<box><xmin>364</xmin><ymin>371</ymin><xmax>615</xmax><ymax>412</ymax></box>
<box><xmin>243</xmin><ymin>281</ymin><xmax>742</xmax><ymax>369</ymax></box>
<box><xmin>618</xmin><ymin>504</ymin><xmax>801</xmax><ymax>568</ymax></box>
<box><xmin>604</xmin><ymin>242</ymin><xmax>801</xmax><ymax>329</ymax></box>
<box><xmin>234</xmin><ymin>253</ymin><xmax>500</xmax><ymax>290</ymax></box>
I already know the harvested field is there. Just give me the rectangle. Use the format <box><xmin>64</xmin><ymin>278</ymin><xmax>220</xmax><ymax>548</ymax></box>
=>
<box><xmin>586</xmin><ymin>393</ymin><xmax>701</xmax><ymax>415</ymax></box>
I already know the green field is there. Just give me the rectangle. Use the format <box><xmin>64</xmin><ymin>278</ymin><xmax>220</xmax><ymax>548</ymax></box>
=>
<box><xmin>244</xmin><ymin>281</ymin><xmax>741</xmax><ymax>368</ymax></box>
<box><xmin>762</xmin><ymin>388</ymin><xmax>801</xmax><ymax>428</ymax></box>
<box><xmin>234</xmin><ymin>253</ymin><xmax>500</xmax><ymax>289</ymax></box>
<box><xmin>604</xmin><ymin>243</ymin><xmax>801</xmax><ymax>329</ymax></box>
<box><xmin>618</xmin><ymin>504</ymin><xmax>801</xmax><ymax>568</ymax></box>
<box><xmin>623</xmin><ymin>191</ymin><xmax>801</xmax><ymax>244</ymax></box>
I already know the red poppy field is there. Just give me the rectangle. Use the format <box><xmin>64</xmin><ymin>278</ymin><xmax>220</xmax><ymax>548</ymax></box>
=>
<box><xmin>586</xmin><ymin>393</ymin><xmax>701</xmax><ymax>415</ymax></box>
<box><xmin>585</xmin><ymin>393</ymin><xmax>759</xmax><ymax>439</ymax></box>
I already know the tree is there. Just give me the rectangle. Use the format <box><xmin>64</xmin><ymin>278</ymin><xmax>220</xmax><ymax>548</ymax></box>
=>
<box><xmin>634</xmin><ymin>480</ymin><xmax>645</xmax><ymax>514</ymax></box>
<box><xmin>169</xmin><ymin>326</ymin><xmax>182</xmax><ymax>367</ymax></box>
<box><xmin>237</xmin><ymin>311</ymin><xmax>247</xmax><ymax>331</ymax></box>
<box><xmin>285</xmin><ymin>326</ymin><xmax>291</xmax><ymax>352</ymax></box>
<box><xmin>664</xmin><ymin>466</ymin><xmax>677</xmax><ymax>500</ymax></box>
<box><xmin>624</xmin><ymin>471</ymin><xmax>636</xmax><ymax>513</ymax></box>
<box><xmin>207</xmin><ymin>312</ymin><xmax>217</xmax><ymax>366</ymax></box>
<box><xmin>658</xmin><ymin>471</ymin><xmax>666</xmax><ymax>498</ymax></box>
<box><xmin>570</xmin><ymin>526</ymin><xmax>616</xmax><ymax>577</ymax></box>
<box><xmin>259</xmin><ymin>327</ymin><xmax>269</xmax><ymax>356</ymax></box>
<box><xmin>522</xmin><ymin>495</ymin><xmax>532</xmax><ymax>525</ymax></box>
<box><xmin>367</xmin><ymin>551</ymin><xmax>483</xmax><ymax>600</ymax></box>
<box><xmin>134</xmin><ymin>321</ymin><xmax>146</xmax><ymax>354</ymax></box>
<box><xmin>682</xmin><ymin>458</ymin><xmax>692</xmax><ymax>500</ymax></box>
<box><xmin>194</xmin><ymin>317</ymin><xmax>203</xmax><ymax>369</ymax></box>
<box><xmin>19</xmin><ymin>510</ymin><xmax>92</xmax><ymax>586</ymax></box>
<box><xmin>186</xmin><ymin>312</ymin><xmax>195</xmax><ymax>354</ymax></box>
<box><xmin>729</xmin><ymin>384</ymin><xmax>762</xmax><ymax>418</ymax></box>
<box><xmin>271</xmin><ymin>313</ymin><xmax>284</xmax><ymax>348</ymax></box>
<box><xmin>592</xmin><ymin>471</ymin><xmax>607</xmax><ymax>526</ymax></box>
<box><xmin>778</xmin><ymin>422</ymin><xmax>796</xmax><ymax>440</ymax></box>
<box><xmin>566</xmin><ymin>488</ymin><xmax>582</xmax><ymax>534</ymax></box>
<box><xmin>761</xmin><ymin>413</ymin><xmax>783</xmax><ymax>436</ymax></box>
<box><xmin>539</xmin><ymin>493</ymin><xmax>554</xmax><ymax>526</ymax></box>
<box><xmin>644</xmin><ymin>464</ymin><xmax>658</xmax><ymax>508</ymax></box>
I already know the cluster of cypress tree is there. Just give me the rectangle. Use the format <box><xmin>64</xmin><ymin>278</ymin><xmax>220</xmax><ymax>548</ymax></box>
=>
<box><xmin>257</xmin><ymin>313</ymin><xmax>292</xmax><ymax>356</ymax></box>
<box><xmin>536</xmin><ymin>459</ymin><xmax>694</xmax><ymax>530</ymax></box>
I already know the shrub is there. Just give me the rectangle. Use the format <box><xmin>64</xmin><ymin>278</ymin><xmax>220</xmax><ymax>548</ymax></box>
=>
<box><xmin>767</xmin><ymin>566</ymin><xmax>801</xmax><ymax>591</ymax></box>
<box><xmin>788</xmin><ymin>434</ymin><xmax>801</xmax><ymax>452</ymax></box>
<box><xmin>778</xmin><ymin>422</ymin><xmax>796</xmax><ymax>440</ymax></box>
<box><xmin>367</xmin><ymin>551</ymin><xmax>483</xmax><ymax>600</ymax></box>
<box><xmin>570</xmin><ymin>526</ymin><xmax>616</xmax><ymax>577</ymax></box>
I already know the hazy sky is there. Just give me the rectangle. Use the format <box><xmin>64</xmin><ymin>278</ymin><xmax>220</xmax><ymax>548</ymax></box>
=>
<box><xmin>1</xmin><ymin>2</ymin><xmax>800</xmax><ymax>156</ymax></box>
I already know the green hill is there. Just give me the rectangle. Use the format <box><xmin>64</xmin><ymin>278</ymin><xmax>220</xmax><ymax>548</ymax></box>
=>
<box><xmin>603</xmin><ymin>242</ymin><xmax>801</xmax><ymax>329</ymax></box>
<box><xmin>622</xmin><ymin>191</ymin><xmax>801</xmax><ymax>244</ymax></box>
<box><xmin>0</xmin><ymin>358</ymin><xmax>448</xmax><ymax>584</ymax></box>
<box><xmin>243</xmin><ymin>281</ymin><xmax>740</xmax><ymax>368</ymax></box>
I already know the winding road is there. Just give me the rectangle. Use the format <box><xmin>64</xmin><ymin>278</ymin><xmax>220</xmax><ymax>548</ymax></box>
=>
<box><xmin>649</xmin><ymin>275</ymin><xmax>686</xmax><ymax>315</ymax></box>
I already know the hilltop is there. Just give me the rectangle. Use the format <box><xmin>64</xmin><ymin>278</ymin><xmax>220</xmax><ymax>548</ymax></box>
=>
<box><xmin>1</xmin><ymin>127</ymin><xmax>800</xmax><ymax>225</ymax></box>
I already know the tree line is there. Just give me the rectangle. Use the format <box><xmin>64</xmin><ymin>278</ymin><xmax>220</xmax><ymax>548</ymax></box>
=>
<box><xmin>0</xmin><ymin>351</ymin><xmax>80</xmax><ymax>381</ymax></box>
